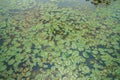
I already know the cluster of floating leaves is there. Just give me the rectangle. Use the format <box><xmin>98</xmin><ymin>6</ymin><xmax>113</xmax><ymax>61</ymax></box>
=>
<box><xmin>0</xmin><ymin>0</ymin><xmax>120</xmax><ymax>80</ymax></box>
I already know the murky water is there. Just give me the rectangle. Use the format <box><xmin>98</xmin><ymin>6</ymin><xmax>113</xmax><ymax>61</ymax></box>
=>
<box><xmin>0</xmin><ymin>0</ymin><xmax>120</xmax><ymax>80</ymax></box>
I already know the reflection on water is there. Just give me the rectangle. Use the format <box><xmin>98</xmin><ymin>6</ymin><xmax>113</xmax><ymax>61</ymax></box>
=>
<box><xmin>0</xmin><ymin>0</ymin><xmax>120</xmax><ymax>80</ymax></box>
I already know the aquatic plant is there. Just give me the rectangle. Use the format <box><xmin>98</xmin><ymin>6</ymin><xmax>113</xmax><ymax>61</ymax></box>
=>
<box><xmin>0</xmin><ymin>0</ymin><xmax>120</xmax><ymax>80</ymax></box>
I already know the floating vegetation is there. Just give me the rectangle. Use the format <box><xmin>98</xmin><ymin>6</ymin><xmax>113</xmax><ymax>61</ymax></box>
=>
<box><xmin>0</xmin><ymin>0</ymin><xmax>120</xmax><ymax>80</ymax></box>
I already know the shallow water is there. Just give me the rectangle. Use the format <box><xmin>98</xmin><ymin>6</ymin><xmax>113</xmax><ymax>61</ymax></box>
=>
<box><xmin>0</xmin><ymin>0</ymin><xmax>120</xmax><ymax>80</ymax></box>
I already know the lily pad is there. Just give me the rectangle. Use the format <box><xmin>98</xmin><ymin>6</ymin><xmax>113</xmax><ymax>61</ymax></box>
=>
<box><xmin>82</xmin><ymin>52</ymin><xmax>89</xmax><ymax>58</ymax></box>
<box><xmin>81</xmin><ymin>66</ymin><xmax>90</xmax><ymax>74</ymax></box>
<box><xmin>0</xmin><ymin>65</ymin><xmax>7</xmax><ymax>71</ymax></box>
<box><xmin>25</xmin><ymin>71</ymin><xmax>31</xmax><ymax>77</ymax></box>
<box><xmin>8</xmin><ymin>59</ymin><xmax>15</xmax><ymax>65</ymax></box>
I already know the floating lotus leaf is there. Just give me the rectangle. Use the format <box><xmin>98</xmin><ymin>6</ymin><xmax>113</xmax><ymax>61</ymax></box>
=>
<box><xmin>79</xmin><ymin>56</ymin><xmax>86</xmax><ymax>62</ymax></box>
<box><xmin>33</xmin><ymin>49</ymin><xmax>39</xmax><ymax>53</ymax></box>
<box><xmin>63</xmin><ymin>77</ymin><xmax>69</xmax><ymax>80</ymax></box>
<box><xmin>35</xmin><ymin>74</ymin><xmax>43</xmax><ymax>80</ymax></box>
<box><xmin>64</xmin><ymin>60</ymin><xmax>72</xmax><ymax>66</ymax></box>
<box><xmin>0</xmin><ymin>56</ymin><xmax>6</xmax><ymax>61</ymax></box>
<box><xmin>61</xmin><ymin>48</ymin><xmax>67</xmax><ymax>53</ymax></box>
<box><xmin>25</xmin><ymin>71</ymin><xmax>31</xmax><ymax>77</ymax></box>
<box><xmin>7</xmin><ymin>68</ymin><xmax>13</xmax><ymax>75</ymax></box>
<box><xmin>92</xmin><ymin>50</ymin><xmax>98</xmax><ymax>54</ymax></box>
<box><xmin>0</xmin><ymin>65</ymin><xmax>7</xmax><ymax>71</ymax></box>
<box><xmin>15</xmin><ymin>54</ymin><xmax>23</xmax><ymax>60</ymax></box>
<box><xmin>8</xmin><ymin>59</ymin><xmax>15</xmax><ymax>65</ymax></box>
<box><xmin>67</xmin><ymin>50</ymin><xmax>72</xmax><ymax>54</ymax></box>
<box><xmin>113</xmin><ymin>45</ymin><xmax>119</xmax><ymax>49</ymax></box>
<box><xmin>107</xmin><ymin>49</ymin><xmax>113</xmax><ymax>53</ymax></box>
<box><xmin>78</xmin><ymin>47</ymin><xmax>84</xmax><ymax>51</ymax></box>
<box><xmin>82</xmin><ymin>52</ymin><xmax>89</xmax><ymax>58</ymax></box>
<box><xmin>13</xmin><ymin>62</ymin><xmax>19</xmax><ymax>69</ymax></box>
<box><xmin>25</xmin><ymin>48</ymin><xmax>31</xmax><ymax>53</ymax></box>
<box><xmin>115</xmin><ymin>68</ymin><xmax>120</xmax><ymax>75</ymax></box>
<box><xmin>72</xmin><ymin>51</ymin><xmax>79</xmax><ymax>57</ymax></box>
<box><xmin>71</xmin><ymin>43</ymin><xmax>77</xmax><ymax>49</ymax></box>
<box><xmin>81</xmin><ymin>66</ymin><xmax>90</xmax><ymax>74</ymax></box>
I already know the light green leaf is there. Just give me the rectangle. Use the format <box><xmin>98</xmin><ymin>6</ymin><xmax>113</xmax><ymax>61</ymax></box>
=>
<box><xmin>82</xmin><ymin>52</ymin><xmax>89</xmax><ymax>58</ymax></box>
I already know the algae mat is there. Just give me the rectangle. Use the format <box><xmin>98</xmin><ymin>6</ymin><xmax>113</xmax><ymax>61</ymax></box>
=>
<box><xmin>0</xmin><ymin>0</ymin><xmax>120</xmax><ymax>80</ymax></box>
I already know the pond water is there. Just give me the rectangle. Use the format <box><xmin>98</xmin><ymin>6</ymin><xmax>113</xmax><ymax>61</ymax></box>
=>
<box><xmin>0</xmin><ymin>0</ymin><xmax>120</xmax><ymax>80</ymax></box>
<box><xmin>55</xmin><ymin>0</ymin><xmax>94</xmax><ymax>8</ymax></box>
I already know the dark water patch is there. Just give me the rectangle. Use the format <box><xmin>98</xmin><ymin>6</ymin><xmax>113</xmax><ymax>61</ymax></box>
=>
<box><xmin>117</xmin><ymin>40</ymin><xmax>120</xmax><ymax>48</ymax></box>
<box><xmin>3</xmin><ymin>61</ymin><xmax>14</xmax><ymax>71</ymax></box>
<box><xmin>66</xmin><ymin>53</ymin><xmax>72</xmax><ymax>58</ymax></box>
<box><xmin>31</xmin><ymin>43</ymin><xmax>36</xmax><ymax>50</ymax></box>
<box><xmin>0</xmin><ymin>25</ymin><xmax>7</xmax><ymax>29</ymax></box>
<box><xmin>35</xmin><ymin>53</ymin><xmax>43</xmax><ymax>58</ymax></box>
<box><xmin>108</xmin><ymin>32</ymin><xmax>116</xmax><ymax>37</ymax></box>
<box><xmin>84</xmin><ymin>71</ymin><xmax>92</xmax><ymax>76</ymax></box>
<box><xmin>107</xmin><ymin>73</ymin><xmax>116</xmax><ymax>80</ymax></box>
<box><xmin>89</xmin><ymin>46</ymin><xmax>96</xmax><ymax>50</ymax></box>
<box><xmin>9</xmin><ymin>9</ymin><xmax>21</xmax><ymax>13</ymax></box>
<box><xmin>6</xmin><ymin>40</ymin><xmax>14</xmax><ymax>48</ymax></box>
<box><xmin>42</xmin><ymin>62</ymin><xmax>54</xmax><ymax>70</ymax></box>
<box><xmin>97</xmin><ymin>60</ymin><xmax>106</xmax><ymax>67</ymax></box>
<box><xmin>117</xmin><ymin>33</ymin><xmax>120</xmax><ymax>36</ymax></box>
<box><xmin>9</xmin><ymin>55</ymin><xmax>16</xmax><ymax>60</ymax></box>
<box><xmin>84</xmin><ymin>53</ymin><xmax>95</xmax><ymax>69</ymax></box>
<box><xmin>79</xmin><ymin>51</ymin><xmax>83</xmax><ymax>56</ymax></box>
<box><xmin>112</xmin><ymin>16</ymin><xmax>120</xmax><ymax>23</ymax></box>
<box><xmin>85</xmin><ymin>60</ymin><xmax>95</xmax><ymax>68</ymax></box>
<box><xmin>3</xmin><ymin>61</ymin><xmax>8</xmax><ymax>67</ymax></box>
<box><xmin>117</xmin><ymin>49</ymin><xmax>120</xmax><ymax>54</ymax></box>
<box><xmin>3</xmin><ymin>17</ymin><xmax>9</xmax><ymax>23</ymax></box>
<box><xmin>29</xmin><ymin>57</ymin><xmax>34</xmax><ymax>63</ymax></box>
<box><xmin>32</xmin><ymin>63</ymin><xmax>40</xmax><ymax>71</ymax></box>
<box><xmin>106</xmin><ymin>51</ymin><xmax>117</xmax><ymax>58</ymax></box>
<box><xmin>0</xmin><ymin>75</ymin><xmax>5</xmax><ymax>79</ymax></box>
<box><xmin>14</xmin><ymin>27</ymin><xmax>23</xmax><ymax>32</ymax></box>
<box><xmin>76</xmin><ymin>62</ymin><xmax>81</xmax><ymax>66</ymax></box>
<box><xmin>0</xmin><ymin>10</ymin><xmax>8</xmax><ymax>16</ymax></box>
<box><xmin>18</xmin><ymin>60</ymin><xmax>29</xmax><ymax>68</ymax></box>
<box><xmin>114</xmin><ymin>61</ymin><xmax>120</xmax><ymax>66</ymax></box>
<box><xmin>16</xmin><ymin>49</ymin><xmax>23</xmax><ymax>54</ymax></box>
<box><xmin>17</xmin><ymin>49</ymin><xmax>24</xmax><ymax>54</ymax></box>
<box><xmin>41</xmin><ymin>44</ymin><xmax>51</xmax><ymax>50</ymax></box>
<box><xmin>97</xmin><ymin>44</ymin><xmax>106</xmax><ymax>48</ymax></box>
<box><xmin>30</xmin><ymin>63</ymin><xmax>41</xmax><ymax>79</ymax></box>
<box><xmin>0</xmin><ymin>38</ymin><xmax>5</xmax><ymax>46</ymax></box>
<box><xmin>94</xmin><ymin>54</ymin><xmax>106</xmax><ymax>67</ymax></box>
